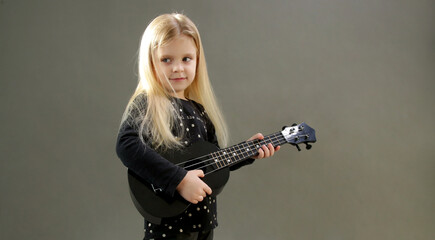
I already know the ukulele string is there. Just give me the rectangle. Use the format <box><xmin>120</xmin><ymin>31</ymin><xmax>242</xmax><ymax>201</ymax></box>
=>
<box><xmin>178</xmin><ymin>133</ymin><xmax>288</xmax><ymax>171</ymax></box>
<box><xmin>179</xmin><ymin>133</ymin><xmax>287</xmax><ymax>170</ymax></box>
<box><xmin>175</xmin><ymin>133</ymin><xmax>285</xmax><ymax>168</ymax></box>
<box><xmin>204</xmin><ymin>133</ymin><xmax>286</xmax><ymax>176</ymax></box>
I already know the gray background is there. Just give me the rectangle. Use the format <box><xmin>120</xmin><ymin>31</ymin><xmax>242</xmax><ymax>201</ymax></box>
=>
<box><xmin>1</xmin><ymin>0</ymin><xmax>434</xmax><ymax>239</ymax></box>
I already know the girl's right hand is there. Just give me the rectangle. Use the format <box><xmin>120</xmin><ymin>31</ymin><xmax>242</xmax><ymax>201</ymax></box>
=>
<box><xmin>176</xmin><ymin>170</ymin><xmax>212</xmax><ymax>204</ymax></box>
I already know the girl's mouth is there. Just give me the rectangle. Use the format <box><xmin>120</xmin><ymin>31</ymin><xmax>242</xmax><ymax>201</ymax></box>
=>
<box><xmin>169</xmin><ymin>77</ymin><xmax>186</xmax><ymax>81</ymax></box>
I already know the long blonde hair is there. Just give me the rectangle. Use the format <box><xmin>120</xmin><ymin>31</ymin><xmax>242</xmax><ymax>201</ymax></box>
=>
<box><xmin>121</xmin><ymin>13</ymin><xmax>229</xmax><ymax>150</ymax></box>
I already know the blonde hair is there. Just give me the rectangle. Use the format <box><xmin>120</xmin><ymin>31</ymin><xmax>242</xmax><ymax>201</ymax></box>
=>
<box><xmin>121</xmin><ymin>13</ymin><xmax>229</xmax><ymax>150</ymax></box>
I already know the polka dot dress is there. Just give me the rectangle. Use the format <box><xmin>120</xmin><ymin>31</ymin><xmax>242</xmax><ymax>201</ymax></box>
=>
<box><xmin>144</xmin><ymin>98</ymin><xmax>219</xmax><ymax>239</ymax></box>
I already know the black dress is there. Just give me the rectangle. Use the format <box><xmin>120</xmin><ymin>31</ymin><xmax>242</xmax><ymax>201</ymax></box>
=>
<box><xmin>116</xmin><ymin>95</ymin><xmax>253</xmax><ymax>239</ymax></box>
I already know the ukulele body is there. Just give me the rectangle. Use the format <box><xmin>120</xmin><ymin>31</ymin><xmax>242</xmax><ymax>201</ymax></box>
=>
<box><xmin>128</xmin><ymin>141</ymin><xmax>230</xmax><ymax>224</ymax></box>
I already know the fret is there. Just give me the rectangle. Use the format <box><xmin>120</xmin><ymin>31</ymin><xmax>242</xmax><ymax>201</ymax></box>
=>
<box><xmin>225</xmin><ymin>146</ymin><xmax>234</xmax><ymax>165</ymax></box>
<box><xmin>239</xmin><ymin>142</ymin><xmax>247</xmax><ymax>160</ymax></box>
<box><xmin>220</xmin><ymin>149</ymin><xmax>228</xmax><ymax>166</ymax></box>
<box><xmin>230</xmin><ymin>146</ymin><xmax>237</xmax><ymax>164</ymax></box>
<box><xmin>232</xmin><ymin>145</ymin><xmax>240</xmax><ymax>163</ymax></box>
<box><xmin>249</xmin><ymin>140</ymin><xmax>259</xmax><ymax>156</ymax></box>
<box><xmin>220</xmin><ymin>148</ymin><xmax>228</xmax><ymax>166</ymax></box>
<box><xmin>213</xmin><ymin>151</ymin><xmax>223</xmax><ymax>169</ymax></box>
<box><xmin>232</xmin><ymin>145</ymin><xmax>239</xmax><ymax>163</ymax></box>
<box><xmin>237</xmin><ymin>143</ymin><xmax>243</xmax><ymax>162</ymax></box>
<box><xmin>215</xmin><ymin>149</ymin><xmax>224</xmax><ymax>169</ymax></box>
<box><xmin>241</xmin><ymin>142</ymin><xmax>251</xmax><ymax>159</ymax></box>
<box><xmin>270</xmin><ymin>133</ymin><xmax>279</xmax><ymax>146</ymax></box>
<box><xmin>225</xmin><ymin>146</ymin><xmax>233</xmax><ymax>165</ymax></box>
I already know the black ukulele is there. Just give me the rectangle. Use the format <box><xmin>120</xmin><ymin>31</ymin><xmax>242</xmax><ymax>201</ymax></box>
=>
<box><xmin>128</xmin><ymin>122</ymin><xmax>316</xmax><ymax>224</ymax></box>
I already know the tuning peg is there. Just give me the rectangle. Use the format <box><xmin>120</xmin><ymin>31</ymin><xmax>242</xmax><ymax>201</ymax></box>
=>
<box><xmin>305</xmin><ymin>143</ymin><xmax>312</xmax><ymax>150</ymax></box>
<box><xmin>295</xmin><ymin>144</ymin><xmax>301</xmax><ymax>151</ymax></box>
<box><xmin>282</xmin><ymin>126</ymin><xmax>288</xmax><ymax>130</ymax></box>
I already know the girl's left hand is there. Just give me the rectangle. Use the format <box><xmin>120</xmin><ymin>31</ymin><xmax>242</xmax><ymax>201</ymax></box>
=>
<box><xmin>247</xmin><ymin>133</ymin><xmax>280</xmax><ymax>159</ymax></box>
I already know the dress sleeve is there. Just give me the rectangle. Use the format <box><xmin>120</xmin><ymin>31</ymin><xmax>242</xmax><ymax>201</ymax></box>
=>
<box><xmin>115</xmin><ymin>98</ymin><xmax>187</xmax><ymax>197</ymax></box>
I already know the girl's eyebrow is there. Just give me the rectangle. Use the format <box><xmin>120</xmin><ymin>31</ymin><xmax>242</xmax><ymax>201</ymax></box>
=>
<box><xmin>159</xmin><ymin>54</ymin><xmax>172</xmax><ymax>59</ymax></box>
<box><xmin>160</xmin><ymin>52</ymin><xmax>195</xmax><ymax>58</ymax></box>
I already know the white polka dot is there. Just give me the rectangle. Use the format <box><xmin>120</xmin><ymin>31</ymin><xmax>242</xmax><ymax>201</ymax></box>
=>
<box><xmin>198</xmin><ymin>224</ymin><xmax>202</xmax><ymax>228</ymax></box>
<box><xmin>168</xmin><ymin>226</ymin><xmax>172</xmax><ymax>229</ymax></box>
<box><xmin>186</xmin><ymin>128</ymin><xmax>189</xmax><ymax>132</ymax></box>
<box><xmin>203</xmin><ymin>206</ymin><xmax>207</xmax><ymax>209</ymax></box>
<box><xmin>188</xmin><ymin>213</ymin><xmax>192</xmax><ymax>217</ymax></box>
<box><xmin>180</xmin><ymin>109</ymin><xmax>183</xmax><ymax>112</ymax></box>
<box><xmin>198</xmin><ymin>134</ymin><xmax>201</xmax><ymax>138</ymax></box>
<box><xmin>184</xmin><ymin>141</ymin><xmax>188</xmax><ymax>144</ymax></box>
<box><xmin>162</xmin><ymin>234</ymin><xmax>166</xmax><ymax>237</ymax></box>
<box><xmin>197</xmin><ymin>207</ymin><xmax>200</xmax><ymax>211</ymax></box>
<box><xmin>191</xmin><ymin>124</ymin><xmax>195</xmax><ymax>127</ymax></box>
<box><xmin>179</xmin><ymin>229</ymin><xmax>183</xmax><ymax>233</ymax></box>
<box><xmin>193</xmin><ymin>225</ymin><xmax>196</xmax><ymax>229</ymax></box>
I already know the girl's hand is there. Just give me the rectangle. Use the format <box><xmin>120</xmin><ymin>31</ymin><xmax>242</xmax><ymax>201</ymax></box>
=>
<box><xmin>176</xmin><ymin>170</ymin><xmax>212</xmax><ymax>204</ymax></box>
<box><xmin>247</xmin><ymin>133</ymin><xmax>281</xmax><ymax>159</ymax></box>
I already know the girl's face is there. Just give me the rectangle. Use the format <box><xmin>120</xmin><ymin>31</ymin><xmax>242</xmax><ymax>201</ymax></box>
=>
<box><xmin>154</xmin><ymin>35</ymin><xmax>197</xmax><ymax>100</ymax></box>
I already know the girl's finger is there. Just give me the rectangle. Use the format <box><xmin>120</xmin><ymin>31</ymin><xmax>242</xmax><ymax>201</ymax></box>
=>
<box><xmin>269</xmin><ymin>143</ymin><xmax>275</xmax><ymax>156</ymax></box>
<box><xmin>247</xmin><ymin>133</ymin><xmax>264</xmax><ymax>141</ymax></box>
<box><xmin>204</xmin><ymin>185</ymin><xmax>212</xmax><ymax>195</ymax></box>
<box><xmin>262</xmin><ymin>145</ymin><xmax>270</xmax><ymax>157</ymax></box>
<box><xmin>257</xmin><ymin>148</ymin><xmax>264</xmax><ymax>158</ymax></box>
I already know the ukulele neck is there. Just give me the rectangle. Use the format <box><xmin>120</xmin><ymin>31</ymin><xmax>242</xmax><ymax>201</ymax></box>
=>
<box><xmin>211</xmin><ymin>132</ymin><xmax>286</xmax><ymax>170</ymax></box>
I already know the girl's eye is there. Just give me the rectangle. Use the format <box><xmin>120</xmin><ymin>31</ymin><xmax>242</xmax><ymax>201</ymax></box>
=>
<box><xmin>161</xmin><ymin>58</ymin><xmax>171</xmax><ymax>63</ymax></box>
<box><xmin>183</xmin><ymin>57</ymin><xmax>192</xmax><ymax>62</ymax></box>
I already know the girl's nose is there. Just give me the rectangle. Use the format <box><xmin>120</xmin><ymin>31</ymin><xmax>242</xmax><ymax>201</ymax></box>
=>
<box><xmin>173</xmin><ymin>62</ymin><xmax>184</xmax><ymax>72</ymax></box>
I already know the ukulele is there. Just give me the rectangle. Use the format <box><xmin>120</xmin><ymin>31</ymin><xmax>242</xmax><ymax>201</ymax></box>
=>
<box><xmin>128</xmin><ymin>122</ymin><xmax>316</xmax><ymax>224</ymax></box>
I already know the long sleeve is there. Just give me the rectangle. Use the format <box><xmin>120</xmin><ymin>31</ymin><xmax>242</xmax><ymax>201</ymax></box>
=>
<box><xmin>116</xmin><ymin>122</ymin><xmax>187</xmax><ymax>197</ymax></box>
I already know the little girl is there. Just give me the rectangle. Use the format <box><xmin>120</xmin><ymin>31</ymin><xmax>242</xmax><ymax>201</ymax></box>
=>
<box><xmin>116</xmin><ymin>13</ymin><xmax>279</xmax><ymax>240</ymax></box>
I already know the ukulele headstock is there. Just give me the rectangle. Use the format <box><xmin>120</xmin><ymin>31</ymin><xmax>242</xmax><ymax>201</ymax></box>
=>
<box><xmin>281</xmin><ymin>122</ymin><xmax>316</xmax><ymax>151</ymax></box>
